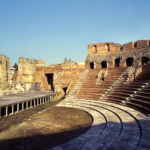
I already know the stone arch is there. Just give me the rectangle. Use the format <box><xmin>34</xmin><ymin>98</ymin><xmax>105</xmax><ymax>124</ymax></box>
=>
<box><xmin>107</xmin><ymin>44</ymin><xmax>110</xmax><ymax>52</ymax></box>
<box><xmin>93</xmin><ymin>45</ymin><xmax>97</xmax><ymax>53</ymax></box>
<box><xmin>134</xmin><ymin>42</ymin><xmax>137</xmax><ymax>49</ymax></box>
<box><xmin>89</xmin><ymin>62</ymin><xmax>95</xmax><ymax>69</ymax></box>
<box><xmin>45</xmin><ymin>73</ymin><xmax>54</xmax><ymax>91</ymax></box>
<box><xmin>126</xmin><ymin>57</ymin><xmax>134</xmax><ymax>67</ymax></box>
<box><xmin>142</xmin><ymin>57</ymin><xmax>149</xmax><ymax>65</ymax></box>
<box><xmin>115</xmin><ymin>58</ymin><xmax>120</xmax><ymax>67</ymax></box>
<box><xmin>101</xmin><ymin>61</ymin><xmax>107</xmax><ymax>68</ymax></box>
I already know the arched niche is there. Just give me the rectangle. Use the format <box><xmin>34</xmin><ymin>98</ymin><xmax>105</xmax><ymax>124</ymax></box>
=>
<box><xmin>142</xmin><ymin>57</ymin><xmax>149</xmax><ymax>65</ymax></box>
<box><xmin>89</xmin><ymin>62</ymin><xmax>95</xmax><ymax>69</ymax></box>
<box><xmin>101</xmin><ymin>61</ymin><xmax>107</xmax><ymax>68</ymax></box>
<box><xmin>115</xmin><ymin>58</ymin><xmax>120</xmax><ymax>67</ymax></box>
<box><xmin>126</xmin><ymin>57</ymin><xmax>133</xmax><ymax>67</ymax></box>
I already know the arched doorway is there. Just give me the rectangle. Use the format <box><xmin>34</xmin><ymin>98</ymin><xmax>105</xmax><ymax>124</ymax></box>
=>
<box><xmin>101</xmin><ymin>61</ymin><xmax>107</xmax><ymax>68</ymax></box>
<box><xmin>45</xmin><ymin>73</ymin><xmax>54</xmax><ymax>91</ymax></box>
<box><xmin>115</xmin><ymin>58</ymin><xmax>120</xmax><ymax>67</ymax></box>
<box><xmin>142</xmin><ymin>57</ymin><xmax>149</xmax><ymax>65</ymax></box>
<box><xmin>63</xmin><ymin>87</ymin><xmax>68</xmax><ymax>95</ymax></box>
<box><xmin>126</xmin><ymin>58</ymin><xmax>133</xmax><ymax>67</ymax></box>
<box><xmin>90</xmin><ymin>62</ymin><xmax>94</xmax><ymax>69</ymax></box>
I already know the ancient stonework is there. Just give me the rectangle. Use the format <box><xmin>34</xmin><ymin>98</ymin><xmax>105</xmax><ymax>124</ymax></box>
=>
<box><xmin>86</xmin><ymin>39</ymin><xmax>150</xmax><ymax>69</ymax></box>
<box><xmin>0</xmin><ymin>55</ymin><xmax>11</xmax><ymax>91</ymax></box>
<box><xmin>17</xmin><ymin>57</ymin><xmax>45</xmax><ymax>82</ymax></box>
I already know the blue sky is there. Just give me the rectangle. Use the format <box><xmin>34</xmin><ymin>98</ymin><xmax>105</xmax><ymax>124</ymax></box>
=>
<box><xmin>0</xmin><ymin>0</ymin><xmax>150</xmax><ymax>66</ymax></box>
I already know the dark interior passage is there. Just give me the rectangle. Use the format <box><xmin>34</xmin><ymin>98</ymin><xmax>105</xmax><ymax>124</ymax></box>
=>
<box><xmin>63</xmin><ymin>87</ymin><xmax>68</xmax><ymax>95</ymax></box>
<box><xmin>45</xmin><ymin>73</ymin><xmax>54</xmax><ymax>91</ymax></box>
<box><xmin>126</xmin><ymin>58</ymin><xmax>133</xmax><ymax>67</ymax></box>
<box><xmin>142</xmin><ymin>57</ymin><xmax>149</xmax><ymax>65</ymax></box>
<box><xmin>101</xmin><ymin>61</ymin><xmax>107</xmax><ymax>68</ymax></box>
<box><xmin>115</xmin><ymin>58</ymin><xmax>120</xmax><ymax>67</ymax></box>
<box><xmin>90</xmin><ymin>62</ymin><xmax>94</xmax><ymax>69</ymax></box>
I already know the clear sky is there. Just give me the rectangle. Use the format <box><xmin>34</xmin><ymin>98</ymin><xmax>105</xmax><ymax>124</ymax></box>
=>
<box><xmin>0</xmin><ymin>0</ymin><xmax>150</xmax><ymax>66</ymax></box>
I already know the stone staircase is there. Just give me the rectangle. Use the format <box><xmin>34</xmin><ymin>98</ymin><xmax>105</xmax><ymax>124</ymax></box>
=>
<box><xmin>76</xmin><ymin>68</ymin><xmax>125</xmax><ymax>100</ymax></box>
<box><xmin>106</xmin><ymin>64</ymin><xmax>150</xmax><ymax>115</ymax></box>
<box><xmin>99</xmin><ymin>67</ymin><xmax>131</xmax><ymax>101</ymax></box>
<box><xmin>66</xmin><ymin>69</ymin><xmax>89</xmax><ymax>99</ymax></box>
<box><xmin>51</xmin><ymin>98</ymin><xmax>150</xmax><ymax>150</ymax></box>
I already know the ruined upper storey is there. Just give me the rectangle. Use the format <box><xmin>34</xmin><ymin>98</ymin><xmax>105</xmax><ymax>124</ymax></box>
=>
<box><xmin>88</xmin><ymin>40</ymin><xmax>150</xmax><ymax>55</ymax></box>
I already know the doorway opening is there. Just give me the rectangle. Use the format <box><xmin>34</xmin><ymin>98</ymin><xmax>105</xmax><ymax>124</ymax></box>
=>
<box><xmin>126</xmin><ymin>58</ymin><xmax>133</xmax><ymax>67</ymax></box>
<box><xmin>142</xmin><ymin>57</ymin><xmax>149</xmax><ymax>65</ymax></box>
<box><xmin>115</xmin><ymin>58</ymin><xmax>120</xmax><ymax>67</ymax></box>
<box><xmin>101</xmin><ymin>61</ymin><xmax>107</xmax><ymax>68</ymax></box>
<box><xmin>90</xmin><ymin>62</ymin><xmax>95</xmax><ymax>69</ymax></box>
<box><xmin>45</xmin><ymin>73</ymin><xmax>54</xmax><ymax>91</ymax></box>
<box><xmin>63</xmin><ymin>87</ymin><xmax>68</xmax><ymax>95</ymax></box>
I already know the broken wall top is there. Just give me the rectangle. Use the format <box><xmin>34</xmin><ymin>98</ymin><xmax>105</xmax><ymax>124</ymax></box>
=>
<box><xmin>88</xmin><ymin>40</ymin><xmax>150</xmax><ymax>55</ymax></box>
<box><xmin>19</xmin><ymin>57</ymin><xmax>45</xmax><ymax>66</ymax></box>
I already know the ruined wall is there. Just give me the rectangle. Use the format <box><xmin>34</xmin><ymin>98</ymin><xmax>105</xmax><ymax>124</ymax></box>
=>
<box><xmin>86</xmin><ymin>40</ymin><xmax>150</xmax><ymax>68</ymax></box>
<box><xmin>35</xmin><ymin>64</ymin><xmax>84</xmax><ymax>91</ymax></box>
<box><xmin>17</xmin><ymin>57</ymin><xmax>45</xmax><ymax>82</ymax></box>
<box><xmin>61</xmin><ymin>59</ymin><xmax>85</xmax><ymax>69</ymax></box>
<box><xmin>88</xmin><ymin>40</ymin><xmax>150</xmax><ymax>55</ymax></box>
<box><xmin>0</xmin><ymin>55</ymin><xmax>11</xmax><ymax>90</ymax></box>
<box><xmin>88</xmin><ymin>42</ymin><xmax>121</xmax><ymax>55</ymax></box>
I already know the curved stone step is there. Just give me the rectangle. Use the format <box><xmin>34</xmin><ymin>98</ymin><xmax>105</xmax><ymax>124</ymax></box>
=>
<box><xmin>49</xmin><ymin>99</ymin><xmax>150</xmax><ymax>150</ymax></box>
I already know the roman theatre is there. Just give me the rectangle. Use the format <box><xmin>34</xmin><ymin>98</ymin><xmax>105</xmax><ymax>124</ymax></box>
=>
<box><xmin>0</xmin><ymin>39</ymin><xmax>150</xmax><ymax>150</ymax></box>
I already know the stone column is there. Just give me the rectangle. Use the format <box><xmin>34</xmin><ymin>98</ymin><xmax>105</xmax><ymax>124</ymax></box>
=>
<box><xmin>26</xmin><ymin>101</ymin><xmax>28</xmax><ymax>110</ymax></box>
<box><xmin>12</xmin><ymin>105</ymin><xmax>14</xmax><ymax>115</ymax></box>
<box><xmin>43</xmin><ymin>97</ymin><xmax>45</xmax><ymax>104</ymax></box>
<box><xmin>17</xmin><ymin>103</ymin><xmax>19</xmax><ymax>113</ymax></box>
<box><xmin>22</xmin><ymin>102</ymin><xmax>24</xmax><ymax>111</ymax></box>
<box><xmin>5</xmin><ymin>106</ymin><xmax>8</xmax><ymax>117</ymax></box>
<box><xmin>34</xmin><ymin>99</ymin><xmax>36</xmax><ymax>107</ymax></box>
<box><xmin>40</xmin><ymin>97</ymin><xmax>42</xmax><ymax>105</ymax></box>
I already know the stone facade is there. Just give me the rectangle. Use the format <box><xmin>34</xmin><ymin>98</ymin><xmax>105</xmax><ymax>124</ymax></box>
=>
<box><xmin>86</xmin><ymin>40</ymin><xmax>150</xmax><ymax>69</ymax></box>
<box><xmin>17</xmin><ymin>57</ymin><xmax>45</xmax><ymax>82</ymax></box>
<box><xmin>0</xmin><ymin>55</ymin><xmax>11</xmax><ymax>90</ymax></box>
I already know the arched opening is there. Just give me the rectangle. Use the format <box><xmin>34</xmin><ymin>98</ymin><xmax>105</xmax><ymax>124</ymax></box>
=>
<box><xmin>101</xmin><ymin>61</ymin><xmax>107</xmax><ymax>68</ymax></box>
<box><xmin>90</xmin><ymin>62</ymin><xmax>94</xmax><ymax>69</ymax></box>
<box><xmin>93</xmin><ymin>45</ymin><xmax>97</xmax><ymax>53</ymax></box>
<box><xmin>142</xmin><ymin>57</ymin><xmax>149</xmax><ymax>65</ymax></box>
<box><xmin>126</xmin><ymin>58</ymin><xmax>133</xmax><ymax>67</ymax></box>
<box><xmin>63</xmin><ymin>87</ymin><xmax>68</xmax><ymax>95</ymax></box>
<box><xmin>107</xmin><ymin>44</ymin><xmax>110</xmax><ymax>52</ymax></box>
<box><xmin>45</xmin><ymin>73</ymin><xmax>54</xmax><ymax>91</ymax></box>
<box><xmin>134</xmin><ymin>42</ymin><xmax>137</xmax><ymax>48</ymax></box>
<box><xmin>115</xmin><ymin>58</ymin><xmax>120</xmax><ymax>67</ymax></box>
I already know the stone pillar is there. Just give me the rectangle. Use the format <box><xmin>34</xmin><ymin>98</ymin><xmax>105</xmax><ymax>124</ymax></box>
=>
<box><xmin>40</xmin><ymin>97</ymin><xmax>42</xmax><ymax>105</ymax></box>
<box><xmin>26</xmin><ymin>101</ymin><xmax>28</xmax><ymax>110</ymax></box>
<box><xmin>17</xmin><ymin>103</ymin><xmax>19</xmax><ymax>113</ymax></box>
<box><xmin>43</xmin><ymin>97</ymin><xmax>45</xmax><ymax>104</ymax></box>
<box><xmin>22</xmin><ymin>102</ymin><xmax>24</xmax><ymax>111</ymax></box>
<box><xmin>30</xmin><ymin>100</ymin><xmax>32</xmax><ymax>108</ymax></box>
<box><xmin>34</xmin><ymin>99</ymin><xmax>36</xmax><ymax>107</ymax></box>
<box><xmin>37</xmin><ymin>98</ymin><xmax>39</xmax><ymax>106</ymax></box>
<box><xmin>5</xmin><ymin>106</ymin><xmax>8</xmax><ymax>117</ymax></box>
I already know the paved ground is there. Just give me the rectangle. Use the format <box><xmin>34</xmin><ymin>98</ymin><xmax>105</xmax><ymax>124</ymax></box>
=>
<box><xmin>0</xmin><ymin>91</ymin><xmax>51</xmax><ymax>106</ymax></box>
<box><xmin>0</xmin><ymin>105</ymin><xmax>92</xmax><ymax>150</ymax></box>
<box><xmin>0</xmin><ymin>96</ymin><xmax>150</xmax><ymax>150</ymax></box>
<box><xmin>51</xmin><ymin>98</ymin><xmax>150</xmax><ymax>150</ymax></box>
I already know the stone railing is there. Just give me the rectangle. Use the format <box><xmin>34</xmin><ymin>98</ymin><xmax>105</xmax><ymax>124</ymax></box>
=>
<box><xmin>0</xmin><ymin>93</ymin><xmax>55</xmax><ymax>119</ymax></box>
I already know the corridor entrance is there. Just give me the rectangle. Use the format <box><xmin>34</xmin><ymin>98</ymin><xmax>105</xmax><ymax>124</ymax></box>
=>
<box><xmin>45</xmin><ymin>73</ymin><xmax>54</xmax><ymax>91</ymax></box>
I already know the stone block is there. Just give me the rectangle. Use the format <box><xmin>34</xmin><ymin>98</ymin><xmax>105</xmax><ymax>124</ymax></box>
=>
<box><xmin>135</xmin><ymin>40</ymin><xmax>149</xmax><ymax>49</ymax></box>
<box><xmin>97</xmin><ymin>44</ymin><xmax>108</xmax><ymax>53</ymax></box>
<box><xmin>122</xmin><ymin>42</ymin><xmax>135</xmax><ymax>51</ymax></box>
<box><xmin>88</xmin><ymin>45</ymin><xmax>96</xmax><ymax>55</ymax></box>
